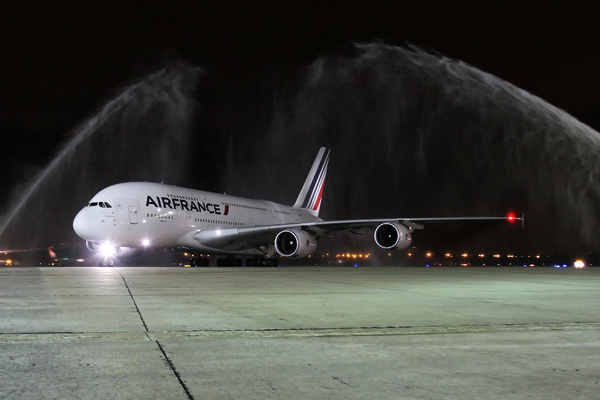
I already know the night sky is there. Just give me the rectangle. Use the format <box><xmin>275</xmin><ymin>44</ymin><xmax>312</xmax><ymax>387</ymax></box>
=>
<box><xmin>1</xmin><ymin>2</ymin><xmax>599</xmax><ymax>253</ymax></box>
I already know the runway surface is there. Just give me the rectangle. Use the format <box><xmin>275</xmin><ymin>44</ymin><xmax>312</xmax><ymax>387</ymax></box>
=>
<box><xmin>1</xmin><ymin>266</ymin><xmax>599</xmax><ymax>399</ymax></box>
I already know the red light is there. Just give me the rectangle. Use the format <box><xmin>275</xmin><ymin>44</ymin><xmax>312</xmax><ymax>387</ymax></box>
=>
<box><xmin>507</xmin><ymin>213</ymin><xmax>516</xmax><ymax>222</ymax></box>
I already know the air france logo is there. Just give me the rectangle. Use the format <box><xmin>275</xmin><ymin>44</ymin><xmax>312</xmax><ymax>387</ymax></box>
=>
<box><xmin>146</xmin><ymin>196</ymin><xmax>229</xmax><ymax>215</ymax></box>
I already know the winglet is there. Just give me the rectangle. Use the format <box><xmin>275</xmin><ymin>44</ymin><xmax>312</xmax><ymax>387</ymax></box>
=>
<box><xmin>293</xmin><ymin>147</ymin><xmax>330</xmax><ymax>217</ymax></box>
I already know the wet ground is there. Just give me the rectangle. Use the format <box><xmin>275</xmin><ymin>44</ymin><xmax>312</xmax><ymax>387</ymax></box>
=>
<box><xmin>1</xmin><ymin>266</ymin><xmax>598</xmax><ymax>399</ymax></box>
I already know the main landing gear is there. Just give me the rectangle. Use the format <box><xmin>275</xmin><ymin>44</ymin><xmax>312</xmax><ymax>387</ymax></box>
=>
<box><xmin>190</xmin><ymin>257</ymin><xmax>210</xmax><ymax>267</ymax></box>
<box><xmin>189</xmin><ymin>257</ymin><xmax>280</xmax><ymax>267</ymax></box>
<box><xmin>246</xmin><ymin>258</ymin><xmax>279</xmax><ymax>267</ymax></box>
<box><xmin>217</xmin><ymin>258</ymin><xmax>243</xmax><ymax>267</ymax></box>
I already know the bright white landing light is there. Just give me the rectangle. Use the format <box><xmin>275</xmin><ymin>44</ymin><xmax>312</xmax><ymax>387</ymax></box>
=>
<box><xmin>574</xmin><ymin>260</ymin><xmax>585</xmax><ymax>268</ymax></box>
<box><xmin>99</xmin><ymin>242</ymin><xmax>116</xmax><ymax>258</ymax></box>
<box><xmin>142</xmin><ymin>239</ymin><xmax>151</xmax><ymax>247</ymax></box>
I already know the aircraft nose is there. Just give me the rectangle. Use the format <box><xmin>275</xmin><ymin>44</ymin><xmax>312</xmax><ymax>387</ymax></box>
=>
<box><xmin>73</xmin><ymin>209</ymin><xmax>91</xmax><ymax>239</ymax></box>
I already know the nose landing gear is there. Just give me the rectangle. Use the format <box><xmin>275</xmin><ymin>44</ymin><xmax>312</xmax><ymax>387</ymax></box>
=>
<box><xmin>99</xmin><ymin>257</ymin><xmax>115</xmax><ymax>267</ymax></box>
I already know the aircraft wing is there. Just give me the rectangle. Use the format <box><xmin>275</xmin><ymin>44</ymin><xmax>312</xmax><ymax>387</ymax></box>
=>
<box><xmin>187</xmin><ymin>215</ymin><xmax>521</xmax><ymax>252</ymax></box>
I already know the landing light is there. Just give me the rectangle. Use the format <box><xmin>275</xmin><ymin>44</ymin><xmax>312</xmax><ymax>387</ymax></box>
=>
<box><xmin>142</xmin><ymin>239</ymin><xmax>151</xmax><ymax>247</ymax></box>
<box><xmin>99</xmin><ymin>242</ymin><xmax>116</xmax><ymax>258</ymax></box>
<box><xmin>574</xmin><ymin>260</ymin><xmax>586</xmax><ymax>268</ymax></box>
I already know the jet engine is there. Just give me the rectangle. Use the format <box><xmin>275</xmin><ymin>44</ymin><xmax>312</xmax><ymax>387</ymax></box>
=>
<box><xmin>374</xmin><ymin>222</ymin><xmax>412</xmax><ymax>250</ymax></box>
<box><xmin>274</xmin><ymin>229</ymin><xmax>317</xmax><ymax>258</ymax></box>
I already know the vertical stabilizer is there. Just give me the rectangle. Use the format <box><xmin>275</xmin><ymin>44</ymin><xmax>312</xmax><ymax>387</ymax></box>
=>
<box><xmin>293</xmin><ymin>147</ymin><xmax>330</xmax><ymax>217</ymax></box>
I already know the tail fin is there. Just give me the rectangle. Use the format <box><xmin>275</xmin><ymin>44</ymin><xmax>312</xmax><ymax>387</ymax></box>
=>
<box><xmin>293</xmin><ymin>147</ymin><xmax>330</xmax><ymax>217</ymax></box>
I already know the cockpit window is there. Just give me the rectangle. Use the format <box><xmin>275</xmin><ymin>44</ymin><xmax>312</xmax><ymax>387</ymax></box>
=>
<box><xmin>87</xmin><ymin>201</ymin><xmax>112</xmax><ymax>208</ymax></box>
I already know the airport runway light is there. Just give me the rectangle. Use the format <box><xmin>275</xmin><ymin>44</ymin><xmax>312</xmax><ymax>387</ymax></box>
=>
<box><xmin>462</xmin><ymin>253</ymin><xmax>468</xmax><ymax>258</ymax></box>
<box><xmin>445</xmin><ymin>253</ymin><xmax>452</xmax><ymax>258</ymax></box>
<box><xmin>574</xmin><ymin>260</ymin><xmax>586</xmax><ymax>268</ymax></box>
<box><xmin>426</xmin><ymin>252</ymin><xmax>432</xmax><ymax>258</ymax></box>
<box><xmin>479</xmin><ymin>254</ymin><xmax>485</xmax><ymax>258</ymax></box>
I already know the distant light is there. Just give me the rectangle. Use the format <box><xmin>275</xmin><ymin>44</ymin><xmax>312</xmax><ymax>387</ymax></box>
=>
<box><xmin>6</xmin><ymin>259</ymin><xmax>12</xmax><ymax>265</ymax></box>
<box><xmin>462</xmin><ymin>253</ymin><xmax>468</xmax><ymax>258</ymax></box>
<box><xmin>574</xmin><ymin>260</ymin><xmax>586</xmax><ymax>268</ymax></box>
<box><xmin>426</xmin><ymin>252</ymin><xmax>432</xmax><ymax>257</ymax></box>
<box><xmin>445</xmin><ymin>253</ymin><xmax>452</xmax><ymax>258</ymax></box>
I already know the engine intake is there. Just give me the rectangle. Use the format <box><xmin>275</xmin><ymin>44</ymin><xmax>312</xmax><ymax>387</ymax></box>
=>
<box><xmin>374</xmin><ymin>222</ymin><xmax>412</xmax><ymax>250</ymax></box>
<box><xmin>275</xmin><ymin>229</ymin><xmax>317</xmax><ymax>258</ymax></box>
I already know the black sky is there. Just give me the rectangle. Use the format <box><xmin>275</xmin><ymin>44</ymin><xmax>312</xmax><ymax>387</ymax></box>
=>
<box><xmin>1</xmin><ymin>1</ymin><xmax>599</xmax><ymax>251</ymax></box>
<box><xmin>2</xmin><ymin>2</ymin><xmax>599</xmax><ymax>137</ymax></box>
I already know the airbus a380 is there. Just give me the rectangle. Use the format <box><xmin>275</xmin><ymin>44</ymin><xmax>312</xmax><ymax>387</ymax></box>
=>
<box><xmin>73</xmin><ymin>148</ymin><xmax>521</xmax><ymax>266</ymax></box>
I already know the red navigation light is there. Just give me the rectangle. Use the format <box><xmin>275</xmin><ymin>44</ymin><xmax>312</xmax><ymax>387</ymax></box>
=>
<box><xmin>507</xmin><ymin>212</ymin><xmax>516</xmax><ymax>222</ymax></box>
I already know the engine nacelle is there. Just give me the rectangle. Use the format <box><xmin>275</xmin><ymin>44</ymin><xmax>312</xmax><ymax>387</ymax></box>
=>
<box><xmin>86</xmin><ymin>241</ymin><xmax>142</xmax><ymax>257</ymax></box>
<box><xmin>374</xmin><ymin>222</ymin><xmax>412</xmax><ymax>250</ymax></box>
<box><xmin>274</xmin><ymin>229</ymin><xmax>317</xmax><ymax>258</ymax></box>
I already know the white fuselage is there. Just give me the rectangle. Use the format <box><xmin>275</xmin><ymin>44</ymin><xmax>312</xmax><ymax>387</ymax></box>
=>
<box><xmin>73</xmin><ymin>182</ymin><xmax>321</xmax><ymax>255</ymax></box>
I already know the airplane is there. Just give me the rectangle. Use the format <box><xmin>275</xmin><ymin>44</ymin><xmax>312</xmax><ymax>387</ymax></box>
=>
<box><xmin>73</xmin><ymin>147</ymin><xmax>522</xmax><ymax>266</ymax></box>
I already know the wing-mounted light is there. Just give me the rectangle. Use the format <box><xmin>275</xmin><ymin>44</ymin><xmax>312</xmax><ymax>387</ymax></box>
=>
<box><xmin>507</xmin><ymin>212</ymin><xmax>525</xmax><ymax>227</ymax></box>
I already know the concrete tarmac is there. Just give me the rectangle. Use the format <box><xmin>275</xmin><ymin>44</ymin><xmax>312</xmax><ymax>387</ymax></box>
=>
<box><xmin>1</xmin><ymin>266</ymin><xmax>599</xmax><ymax>399</ymax></box>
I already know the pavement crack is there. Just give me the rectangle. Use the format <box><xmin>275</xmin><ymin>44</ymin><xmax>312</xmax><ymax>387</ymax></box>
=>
<box><xmin>332</xmin><ymin>375</ymin><xmax>353</xmax><ymax>387</ymax></box>
<box><xmin>156</xmin><ymin>340</ymin><xmax>195</xmax><ymax>400</ymax></box>
<box><xmin>121</xmin><ymin>274</ymin><xmax>149</xmax><ymax>332</ymax></box>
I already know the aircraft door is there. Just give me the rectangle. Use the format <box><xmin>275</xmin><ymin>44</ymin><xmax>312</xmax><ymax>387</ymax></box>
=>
<box><xmin>185</xmin><ymin>211</ymin><xmax>193</xmax><ymax>228</ymax></box>
<box><xmin>128</xmin><ymin>206</ymin><xmax>139</xmax><ymax>224</ymax></box>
